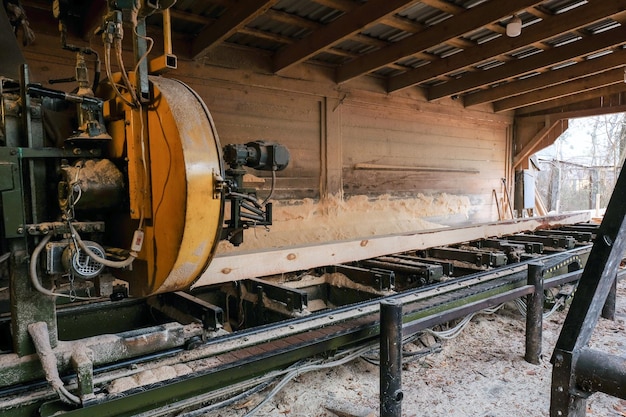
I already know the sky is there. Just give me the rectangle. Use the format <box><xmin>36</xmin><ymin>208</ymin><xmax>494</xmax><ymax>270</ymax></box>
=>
<box><xmin>536</xmin><ymin>115</ymin><xmax>625</xmax><ymax>167</ymax></box>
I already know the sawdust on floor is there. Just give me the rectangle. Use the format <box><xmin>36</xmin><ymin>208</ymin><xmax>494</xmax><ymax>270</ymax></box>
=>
<box><xmin>200</xmin><ymin>280</ymin><xmax>626</xmax><ymax>417</ymax></box>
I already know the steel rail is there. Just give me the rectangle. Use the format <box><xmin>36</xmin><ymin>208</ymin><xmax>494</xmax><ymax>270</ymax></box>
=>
<box><xmin>27</xmin><ymin>248</ymin><xmax>593</xmax><ymax>417</ymax></box>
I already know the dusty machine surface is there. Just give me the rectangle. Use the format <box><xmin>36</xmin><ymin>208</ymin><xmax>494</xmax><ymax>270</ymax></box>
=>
<box><xmin>0</xmin><ymin>0</ymin><xmax>292</xmax><ymax>413</ymax></box>
<box><xmin>0</xmin><ymin>2</ymin><xmax>614</xmax><ymax>417</ymax></box>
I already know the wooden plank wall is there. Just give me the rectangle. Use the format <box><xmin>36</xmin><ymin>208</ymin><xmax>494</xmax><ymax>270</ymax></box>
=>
<box><xmin>341</xmin><ymin>101</ymin><xmax>508</xmax><ymax>223</ymax></box>
<box><xmin>20</xmin><ymin>33</ymin><xmax>513</xmax><ymax>226</ymax></box>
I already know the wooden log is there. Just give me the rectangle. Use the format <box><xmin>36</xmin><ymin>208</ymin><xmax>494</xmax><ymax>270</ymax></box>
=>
<box><xmin>193</xmin><ymin>212</ymin><xmax>591</xmax><ymax>287</ymax></box>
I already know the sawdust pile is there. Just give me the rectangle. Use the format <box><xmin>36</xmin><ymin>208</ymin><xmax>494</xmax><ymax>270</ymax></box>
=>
<box><xmin>217</xmin><ymin>193</ymin><xmax>470</xmax><ymax>252</ymax></box>
<box><xmin>201</xmin><ymin>280</ymin><xmax>626</xmax><ymax>417</ymax></box>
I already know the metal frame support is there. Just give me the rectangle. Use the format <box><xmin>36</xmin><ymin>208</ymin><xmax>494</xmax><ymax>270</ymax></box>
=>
<box><xmin>550</xmin><ymin>164</ymin><xmax>626</xmax><ymax>416</ymax></box>
<box><xmin>601</xmin><ymin>274</ymin><xmax>617</xmax><ymax>321</ymax></box>
<box><xmin>380</xmin><ymin>299</ymin><xmax>403</xmax><ymax>417</ymax></box>
<box><xmin>525</xmin><ymin>262</ymin><xmax>544</xmax><ymax>365</ymax></box>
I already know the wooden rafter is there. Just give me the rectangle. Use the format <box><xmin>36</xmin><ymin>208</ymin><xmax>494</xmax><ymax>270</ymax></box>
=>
<box><xmin>310</xmin><ymin>0</ymin><xmax>355</xmax><ymax>13</ymax></box>
<box><xmin>265</xmin><ymin>9</ymin><xmax>321</xmax><ymax>31</ymax></box>
<box><xmin>496</xmin><ymin>68</ymin><xmax>625</xmax><ymax>113</ymax></box>
<box><xmin>465</xmin><ymin>47</ymin><xmax>626</xmax><ymax>107</ymax></box>
<box><xmin>387</xmin><ymin>0</ymin><xmax>626</xmax><ymax>93</ymax></box>
<box><xmin>427</xmin><ymin>25</ymin><xmax>626</xmax><ymax>101</ymax></box>
<box><xmin>191</xmin><ymin>0</ymin><xmax>279</xmax><ymax>59</ymax></box>
<box><xmin>419</xmin><ymin>0</ymin><xmax>463</xmax><ymax>14</ymax></box>
<box><xmin>380</xmin><ymin>15</ymin><xmax>422</xmax><ymax>33</ymax></box>
<box><xmin>335</xmin><ymin>0</ymin><xmax>543</xmax><ymax>84</ymax></box>
<box><xmin>514</xmin><ymin>119</ymin><xmax>568</xmax><ymax>169</ymax></box>
<box><xmin>517</xmin><ymin>83</ymin><xmax>626</xmax><ymax>117</ymax></box>
<box><xmin>170</xmin><ymin>9</ymin><xmax>213</xmax><ymax>26</ymax></box>
<box><xmin>273</xmin><ymin>0</ymin><xmax>419</xmax><ymax>73</ymax></box>
<box><xmin>515</xmin><ymin>79</ymin><xmax>626</xmax><ymax>116</ymax></box>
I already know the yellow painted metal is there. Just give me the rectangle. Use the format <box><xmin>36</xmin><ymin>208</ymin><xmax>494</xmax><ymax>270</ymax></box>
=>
<box><xmin>105</xmin><ymin>76</ymin><xmax>224</xmax><ymax>296</ymax></box>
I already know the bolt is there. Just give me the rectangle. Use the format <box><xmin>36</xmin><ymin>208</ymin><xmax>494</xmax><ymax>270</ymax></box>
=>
<box><xmin>16</xmin><ymin>227</ymin><xmax>24</xmax><ymax>234</ymax></box>
<box><xmin>557</xmin><ymin>386</ymin><xmax>564</xmax><ymax>392</ymax></box>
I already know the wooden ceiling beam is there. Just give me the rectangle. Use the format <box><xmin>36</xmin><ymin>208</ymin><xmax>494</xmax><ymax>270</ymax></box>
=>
<box><xmin>169</xmin><ymin>9</ymin><xmax>214</xmax><ymax>26</ymax></box>
<box><xmin>335</xmin><ymin>0</ymin><xmax>543</xmax><ymax>84</ymax></box>
<box><xmin>387</xmin><ymin>0</ymin><xmax>626</xmax><ymax>93</ymax></box>
<box><xmin>494</xmin><ymin>68</ymin><xmax>625</xmax><ymax>112</ymax></box>
<box><xmin>310</xmin><ymin>0</ymin><xmax>355</xmax><ymax>13</ymax></box>
<box><xmin>427</xmin><ymin>25</ymin><xmax>626</xmax><ymax>101</ymax></box>
<box><xmin>516</xmin><ymin>81</ymin><xmax>626</xmax><ymax>116</ymax></box>
<box><xmin>273</xmin><ymin>0</ymin><xmax>419</xmax><ymax>73</ymax></box>
<box><xmin>465</xmin><ymin>48</ymin><xmax>626</xmax><ymax>107</ymax></box>
<box><xmin>419</xmin><ymin>0</ymin><xmax>463</xmax><ymax>14</ymax></box>
<box><xmin>380</xmin><ymin>15</ymin><xmax>422</xmax><ymax>33</ymax></box>
<box><xmin>264</xmin><ymin>9</ymin><xmax>321</xmax><ymax>31</ymax></box>
<box><xmin>191</xmin><ymin>0</ymin><xmax>279</xmax><ymax>59</ymax></box>
<box><xmin>238</xmin><ymin>27</ymin><xmax>295</xmax><ymax>44</ymax></box>
<box><xmin>519</xmin><ymin>93</ymin><xmax>626</xmax><ymax>119</ymax></box>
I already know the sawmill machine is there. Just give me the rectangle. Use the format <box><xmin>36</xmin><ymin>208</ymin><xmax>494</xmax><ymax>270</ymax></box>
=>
<box><xmin>0</xmin><ymin>0</ymin><xmax>288</xmax><ymax>408</ymax></box>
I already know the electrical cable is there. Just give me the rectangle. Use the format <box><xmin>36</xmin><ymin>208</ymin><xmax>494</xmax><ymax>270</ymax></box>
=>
<box><xmin>114</xmin><ymin>37</ymin><xmax>139</xmax><ymax>105</ymax></box>
<box><xmin>29</xmin><ymin>233</ymin><xmax>99</xmax><ymax>301</ymax></box>
<box><xmin>515</xmin><ymin>296</ymin><xmax>566</xmax><ymax>319</ymax></box>
<box><xmin>104</xmin><ymin>42</ymin><xmax>136</xmax><ymax>108</ymax></box>
<box><xmin>68</xmin><ymin>222</ymin><xmax>136</xmax><ymax>269</ymax></box>
<box><xmin>178</xmin><ymin>360</ymin><xmax>310</xmax><ymax>417</ymax></box>
<box><xmin>27</xmin><ymin>321</ymin><xmax>81</xmax><ymax>405</ymax></box>
<box><xmin>424</xmin><ymin>304</ymin><xmax>504</xmax><ymax>340</ymax></box>
<box><xmin>261</xmin><ymin>169</ymin><xmax>276</xmax><ymax>206</ymax></box>
<box><xmin>132</xmin><ymin>25</ymin><xmax>154</xmax><ymax>78</ymax></box>
<box><xmin>242</xmin><ymin>344</ymin><xmax>374</xmax><ymax>417</ymax></box>
<box><xmin>137</xmin><ymin>105</ymin><xmax>148</xmax><ymax>231</ymax></box>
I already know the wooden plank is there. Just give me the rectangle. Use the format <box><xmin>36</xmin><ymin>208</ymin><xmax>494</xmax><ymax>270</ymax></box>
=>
<box><xmin>191</xmin><ymin>0</ymin><xmax>280</xmax><ymax>59</ymax></box>
<box><xmin>273</xmin><ymin>0</ymin><xmax>419</xmax><ymax>72</ymax></box>
<box><xmin>342</xmin><ymin>171</ymin><xmax>504</xmax><ymax>195</ymax></box>
<box><xmin>322</xmin><ymin>97</ymin><xmax>343</xmax><ymax>198</ymax></box>
<box><xmin>494</xmin><ymin>68</ymin><xmax>624</xmax><ymax>112</ymax></box>
<box><xmin>387</xmin><ymin>0</ymin><xmax>626</xmax><ymax>92</ymax></box>
<box><xmin>335</xmin><ymin>0</ymin><xmax>543</xmax><ymax>83</ymax></box>
<box><xmin>464</xmin><ymin>48</ymin><xmax>626</xmax><ymax>107</ymax></box>
<box><xmin>427</xmin><ymin>25</ymin><xmax>626</xmax><ymax>101</ymax></box>
<box><xmin>352</xmin><ymin>163</ymin><xmax>479</xmax><ymax>174</ymax></box>
<box><xmin>193</xmin><ymin>212</ymin><xmax>592</xmax><ymax>286</ymax></box>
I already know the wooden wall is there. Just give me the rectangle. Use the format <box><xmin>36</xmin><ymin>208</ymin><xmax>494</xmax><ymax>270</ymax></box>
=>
<box><xmin>20</xmin><ymin>32</ymin><xmax>514</xmax><ymax>227</ymax></box>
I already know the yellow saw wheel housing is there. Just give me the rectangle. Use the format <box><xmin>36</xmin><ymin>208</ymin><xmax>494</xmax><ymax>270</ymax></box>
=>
<box><xmin>105</xmin><ymin>76</ymin><xmax>224</xmax><ymax>297</ymax></box>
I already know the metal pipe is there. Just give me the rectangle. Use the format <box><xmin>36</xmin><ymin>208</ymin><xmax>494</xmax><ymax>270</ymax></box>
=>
<box><xmin>576</xmin><ymin>348</ymin><xmax>626</xmax><ymax>400</ymax></box>
<box><xmin>525</xmin><ymin>262</ymin><xmax>544</xmax><ymax>365</ymax></box>
<box><xmin>380</xmin><ymin>300</ymin><xmax>403</xmax><ymax>417</ymax></box>
<box><xmin>162</xmin><ymin>8</ymin><xmax>173</xmax><ymax>55</ymax></box>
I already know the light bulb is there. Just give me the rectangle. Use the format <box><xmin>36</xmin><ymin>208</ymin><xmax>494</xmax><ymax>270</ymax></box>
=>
<box><xmin>506</xmin><ymin>16</ymin><xmax>522</xmax><ymax>37</ymax></box>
